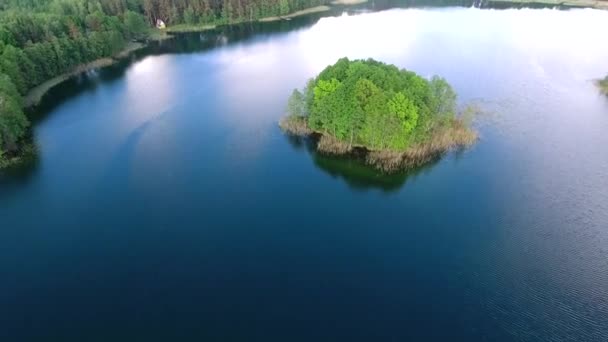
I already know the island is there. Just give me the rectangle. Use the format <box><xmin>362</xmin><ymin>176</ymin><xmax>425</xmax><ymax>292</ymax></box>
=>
<box><xmin>280</xmin><ymin>58</ymin><xmax>477</xmax><ymax>173</ymax></box>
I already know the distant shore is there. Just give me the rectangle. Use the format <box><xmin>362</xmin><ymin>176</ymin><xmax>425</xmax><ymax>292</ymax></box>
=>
<box><xmin>259</xmin><ymin>6</ymin><xmax>331</xmax><ymax>22</ymax></box>
<box><xmin>331</xmin><ymin>0</ymin><xmax>368</xmax><ymax>5</ymax></box>
<box><xmin>488</xmin><ymin>0</ymin><xmax>608</xmax><ymax>9</ymax></box>
<box><xmin>24</xmin><ymin>42</ymin><xmax>148</xmax><ymax>107</ymax></box>
<box><xmin>155</xmin><ymin>0</ymin><xmax>370</xmax><ymax>32</ymax></box>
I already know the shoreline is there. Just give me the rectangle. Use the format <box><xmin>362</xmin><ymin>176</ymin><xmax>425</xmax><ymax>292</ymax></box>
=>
<box><xmin>161</xmin><ymin>5</ymin><xmax>334</xmax><ymax>31</ymax></box>
<box><xmin>18</xmin><ymin>1</ymin><xmax>608</xmax><ymax>109</ymax></box>
<box><xmin>279</xmin><ymin>115</ymin><xmax>477</xmax><ymax>173</ymax></box>
<box><xmin>166</xmin><ymin>24</ymin><xmax>216</xmax><ymax>33</ymax></box>
<box><xmin>9</xmin><ymin>3</ymin><xmax>343</xmax><ymax>169</ymax></box>
<box><xmin>331</xmin><ymin>0</ymin><xmax>368</xmax><ymax>4</ymax></box>
<box><xmin>20</xmin><ymin>2</ymin><xmax>338</xmax><ymax>109</ymax></box>
<box><xmin>146</xmin><ymin>29</ymin><xmax>175</xmax><ymax>41</ymax></box>
<box><xmin>488</xmin><ymin>0</ymin><xmax>608</xmax><ymax>9</ymax></box>
<box><xmin>259</xmin><ymin>5</ymin><xmax>331</xmax><ymax>22</ymax></box>
<box><xmin>24</xmin><ymin>42</ymin><xmax>149</xmax><ymax>108</ymax></box>
<box><xmin>24</xmin><ymin>58</ymin><xmax>114</xmax><ymax>107</ymax></box>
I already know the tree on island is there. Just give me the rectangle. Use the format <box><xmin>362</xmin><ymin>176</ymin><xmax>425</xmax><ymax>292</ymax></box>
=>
<box><xmin>281</xmin><ymin>58</ymin><xmax>476</xmax><ymax>172</ymax></box>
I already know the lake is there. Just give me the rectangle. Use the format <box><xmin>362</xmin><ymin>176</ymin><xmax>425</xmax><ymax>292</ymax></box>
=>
<box><xmin>1</xmin><ymin>4</ymin><xmax>608</xmax><ymax>341</ymax></box>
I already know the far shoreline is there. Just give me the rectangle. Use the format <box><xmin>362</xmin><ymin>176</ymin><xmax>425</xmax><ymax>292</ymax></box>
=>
<box><xmin>19</xmin><ymin>0</ymin><xmax>608</xmax><ymax>109</ymax></box>
<box><xmin>166</xmin><ymin>0</ymin><xmax>367</xmax><ymax>32</ymax></box>
<box><xmin>20</xmin><ymin>1</ymin><xmax>608</xmax><ymax>120</ymax></box>
<box><xmin>488</xmin><ymin>0</ymin><xmax>608</xmax><ymax>9</ymax></box>
<box><xmin>331</xmin><ymin>0</ymin><xmax>369</xmax><ymax>5</ymax></box>
<box><xmin>166</xmin><ymin>24</ymin><xmax>216</xmax><ymax>33</ymax></box>
<box><xmin>259</xmin><ymin>6</ymin><xmax>331</xmax><ymax>22</ymax></box>
<box><xmin>22</xmin><ymin>1</ymin><xmax>364</xmax><ymax>107</ymax></box>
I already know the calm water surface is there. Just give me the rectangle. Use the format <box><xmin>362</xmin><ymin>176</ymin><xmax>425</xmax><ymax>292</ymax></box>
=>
<box><xmin>2</xmin><ymin>6</ymin><xmax>608</xmax><ymax>341</ymax></box>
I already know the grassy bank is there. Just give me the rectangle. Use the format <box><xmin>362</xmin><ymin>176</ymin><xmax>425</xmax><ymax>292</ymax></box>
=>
<box><xmin>259</xmin><ymin>5</ymin><xmax>331</xmax><ymax>22</ymax></box>
<box><xmin>146</xmin><ymin>29</ymin><xmax>175</xmax><ymax>41</ymax></box>
<box><xmin>24</xmin><ymin>42</ymin><xmax>146</xmax><ymax>107</ymax></box>
<box><xmin>280</xmin><ymin>115</ymin><xmax>477</xmax><ymax>173</ymax></box>
<box><xmin>331</xmin><ymin>0</ymin><xmax>368</xmax><ymax>5</ymax></box>
<box><xmin>488</xmin><ymin>0</ymin><xmax>608</xmax><ymax>9</ymax></box>
<box><xmin>165</xmin><ymin>24</ymin><xmax>216</xmax><ymax>33</ymax></box>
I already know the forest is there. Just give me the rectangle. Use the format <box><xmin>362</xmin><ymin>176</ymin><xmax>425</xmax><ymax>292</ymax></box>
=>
<box><xmin>0</xmin><ymin>0</ymin><xmax>328</xmax><ymax>166</ymax></box>
<box><xmin>281</xmin><ymin>58</ymin><xmax>477</xmax><ymax>171</ymax></box>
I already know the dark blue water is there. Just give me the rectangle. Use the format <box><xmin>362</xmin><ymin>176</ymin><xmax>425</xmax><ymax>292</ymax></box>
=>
<box><xmin>2</xmin><ymin>7</ymin><xmax>608</xmax><ymax>341</ymax></box>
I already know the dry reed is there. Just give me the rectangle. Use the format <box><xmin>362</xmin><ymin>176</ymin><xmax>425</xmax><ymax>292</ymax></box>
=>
<box><xmin>366</xmin><ymin>119</ymin><xmax>477</xmax><ymax>172</ymax></box>
<box><xmin>279</xmin><ymin>116</ymin><xmax>313</xmax><ymax>136</ymax></box>
<box><xmin>317</xmin><ymin>135</ymin><xmax>353</xmax><ymax>155</ymax></box>
<box><xmin>279</xmin><ymin>115</ymin><xmax>477</xmax><ymax>173</ymax></box>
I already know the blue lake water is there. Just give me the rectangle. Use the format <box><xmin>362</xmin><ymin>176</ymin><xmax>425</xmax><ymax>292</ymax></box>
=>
<box><xmin>1</xmin><ymin>6</ymin><xmax>608</xmax><ymax>341</ymax></box>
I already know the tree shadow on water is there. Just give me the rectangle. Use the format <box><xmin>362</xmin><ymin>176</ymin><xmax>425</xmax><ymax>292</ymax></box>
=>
<box><xmin>284</xmin><ymin>135</ymin><xmax>441</xmax><ymax>193</ymax></box>
<box><xmin>96</xmin><ymin>118</ymin><xmax>157</xmax><ymax>192</ymax></box>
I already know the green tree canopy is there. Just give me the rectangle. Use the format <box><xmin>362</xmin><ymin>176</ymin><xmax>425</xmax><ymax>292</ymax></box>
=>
<box><xmin>288</xmin><ymin>58</ymin><xmax>458</xmax><ymax>151</ymax></box>
<box><xmin>124</xmin><ymin>10</ymin><xmax>148</xmax><ymax>39</ymax></box>
<box><xmin>0</xmin><ymin>73</ymin><xmax>28</xmax><ymax>154</ymax></box>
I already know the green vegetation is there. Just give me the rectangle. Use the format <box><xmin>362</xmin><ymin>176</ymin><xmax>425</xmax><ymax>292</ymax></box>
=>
<box><xmin>598</xmin><ymin>75</ymin><xmax>608</xmax><ymax>96</ymax></box>
<box><xmin>0</xmin><ymin>0</ymin><xmax>332</xmax><ymax>168</ymax></box>
<box><xmin>166</xmin><ymin>24</ymin><xmax>216</xmax><ymax>33</ymax></box>
<box><xmin>0</xmin><ymin>142</ymin><xmax>36</xmax><ymax>169</ymax></box>
<box><xmin>0</xmin><ymin>73</ymin><xmax>29</xmax><ymax>166</ymax></box>
<box><xmin>280</xmin><ymin>58</ymin><xmax>477</xmax><ymax>172</ymax></box>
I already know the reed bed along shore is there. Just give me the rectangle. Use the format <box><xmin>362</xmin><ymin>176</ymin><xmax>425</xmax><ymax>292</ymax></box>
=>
<box><xmin>280</xmin><ymin>115</ymin><xmax>477</xmax><ymax>173</ymax></box>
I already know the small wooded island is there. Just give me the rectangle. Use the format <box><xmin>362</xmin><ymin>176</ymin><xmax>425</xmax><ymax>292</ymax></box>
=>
<box><xmin>280</xmin><ymin>58</ymin><xmax>477</xmax><ymax>172</ymax></box>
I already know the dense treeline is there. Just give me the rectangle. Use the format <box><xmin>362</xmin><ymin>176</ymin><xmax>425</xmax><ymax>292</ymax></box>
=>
<box><xmin>282</xmin><ymin>58</ymin><xmax>476</xmax><ymax>172</ymax></box>
<box><xmin>0</xmin><ymin>72</ymin><xmax>29</xmax><ymax>164</ymax></box>
<box><xmin>0</xmin><ymin>0</ymin><xmax>327</xmax><ymax>165</ymax></box>
<box><xmin>0</xmin><ymin>1</ymin><xmax>149</xmax><ymax>163</ymax></box>
<box><xmin>137</xmin><ymin>0</ymin><xmax>327</xmax><ymax>25</ymax></box>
